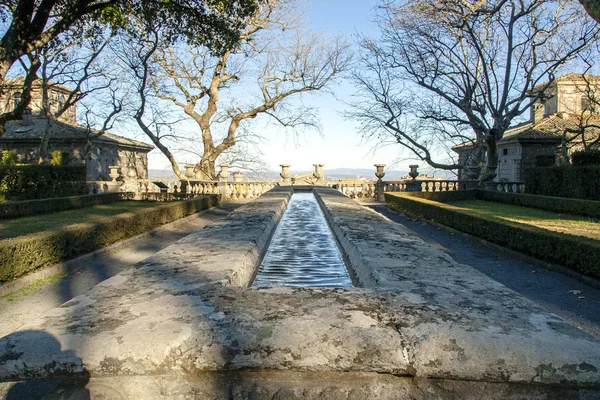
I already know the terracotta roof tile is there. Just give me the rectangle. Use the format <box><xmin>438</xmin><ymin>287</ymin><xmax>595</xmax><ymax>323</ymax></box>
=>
<box><xmin>502</xmin><ymin>113</ymin><xmax>600</xmax><ymax>142</ymax></box>
<box><xmin>0</xmin><ymin>117</ymin><xmax>154</xmax><ymax>151</ymax></box>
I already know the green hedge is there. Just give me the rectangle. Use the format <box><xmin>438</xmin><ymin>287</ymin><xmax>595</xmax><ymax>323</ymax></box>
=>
<box><xmin>525</xmin><ymin>166</ymin><xmax>600</xmax><ymax>200</ymax></box>
<box><xmin>398</xmin><ymin>190</ymin><xmax>479</xmax><ymax>203</ymax></box>
<box><xmin>572</xmin><ymin>149</ymin><xmax>600</xmax><ymax>166</ymax></box>
<box><xmin>385</xmin><ymin>192</ymin><xmax>600</xmax><ymax>280</ymax></box>
<box><xmin>0</xmin><ymin>165</ymin><xmax>86</xmax><ymax>200</ymax></box>
<box><xmin>0</xmin><ymin>193</ymin><xmax>129</xmax><ymax>220</ymax></box>
<box><xmin>0</xmin><ymin>194</ymin><xmax>219</xmax><ymax>283</ymax></box>
<box><xmin>478</xmin><ymin>190</ymin><xmax>600</xmax><ymax>220</ymax></box>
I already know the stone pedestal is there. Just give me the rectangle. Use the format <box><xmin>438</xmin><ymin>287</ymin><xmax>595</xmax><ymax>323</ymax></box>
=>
<box><xmin>313</xmin><ymin>164</ymin><xmax>325</xmax><ymax>182</ymax></box>
<box><xmin>485</xmin><ymin>181</ymin><xmax>499</xmax><ymax>191</ymax></box>
<box><xmin>406</xmin><ymin>180</ymin><xmax>422</xmax><ymax>192</ymax></box>
<box><xmin>105</xmin><ymin>181</ymin><xmax>121</xmax><ymax>193</ymax></box>
<box><xmin>375</xmin><ymin>164</ymin><xmax>386</xmax><ymax>202</ymax></box>
<box><xmin>218</xmin><ymin>181</ymin><xmax>230</xmax><ymax>201</ymax></box>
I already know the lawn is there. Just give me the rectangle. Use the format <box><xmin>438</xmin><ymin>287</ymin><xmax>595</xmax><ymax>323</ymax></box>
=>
<box><xmin>0</xmin><ymin>201</ymin><xmax>160</xmax><ymax>240</ymax></box>
<box><xmin>449</xmin><ymin>200</ymin><xmax>600</xmax><ymax>241</ymax></box>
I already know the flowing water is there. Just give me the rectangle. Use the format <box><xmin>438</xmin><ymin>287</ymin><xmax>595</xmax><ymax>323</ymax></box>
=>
<box><xmin>252</xmin><ymin>192</ymin><xmax>353</xmax><ymax>288</ymax></box>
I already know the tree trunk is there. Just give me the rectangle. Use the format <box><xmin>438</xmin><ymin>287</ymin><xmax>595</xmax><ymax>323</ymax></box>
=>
<box><xmin>38</xmin><ymin>117</ymin><xmax>53</xmax><ymax>164</ymax></box>
<box><xmin>194</xmin><ymin>157</ymin><xmax>216</xmax><ymax>180</ymax></box>
<box><xmin>38</xmin><ymin>77</ymin><xmax>51</xmax><ymax>164</ymax></box>
<box><xmin>482</xmin><ymin>134</ymin><xmax>499</xmax><ymax>181</ymax></box>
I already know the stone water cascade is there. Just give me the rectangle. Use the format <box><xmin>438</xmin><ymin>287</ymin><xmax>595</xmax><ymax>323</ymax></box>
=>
<box><xmin>252</xmin><ymin>191</ymin><xmax>352</xmax><ymax>288</ymax></box>
<box><xmin>0</xmin><ymin>186</ymin><xmax>598</xmax><ymax>399</ymax></box>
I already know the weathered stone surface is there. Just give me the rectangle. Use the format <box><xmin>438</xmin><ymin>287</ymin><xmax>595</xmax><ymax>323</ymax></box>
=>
<box><xmin>0</xmin><ymin>187</ymin><xmax>599</xmax><ymax>399</ymax></box>
<box><xmin>315</xmin><ymin>188</ymin><xmax>600</xmax><ymax>387</ymax></box>
<box><xmin>41</xmin><ymin>372</ymin><xmax>586</xmax><ymax>399</ymax></box>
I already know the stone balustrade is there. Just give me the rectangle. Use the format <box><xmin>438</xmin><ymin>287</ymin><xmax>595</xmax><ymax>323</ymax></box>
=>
<box><xmin>227</xmin><ymin>181</ymin><xmax>278</xmax><ymax>200</ymax></box>
<box><xmin>486</xmin><ymin>181</ymin><xmax>527</xmax><ymax>194</ymax></box>
<box><xmin>87</xmin><ymin>164</ymin><xmax>526</xmax><ymax>202</ymax></box>
<box><xmin>332</xmin><ymin>181</ymin><xmax>378</xmax><ymax>200</ymax></box>
<box><xmin>86</xmin><ymin>181</ymin><xmax>119</xmax><ymax>195</ymax></box>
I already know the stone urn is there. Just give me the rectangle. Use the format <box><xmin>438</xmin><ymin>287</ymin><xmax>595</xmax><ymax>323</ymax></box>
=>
<box><xmin>280</xmin><ymin>164</ymin><xmax>291</xmax><ymax>184</ymax></box>
<box><xmin>374</xmin><ymin>164</ymin><xmax>386</xmax><ymax>181</ymax></box>
<box><xmin>232</xmin><ymin>172</ymin><xmax>244</xmax><ymax>182</ymax></box>
<box><xmin>218</xmin><ymin>164</ymin><xmax>230</xmax><ymax>181</ymax></box>
<box><xmin>408</xmin><ymin>164</ymin><xmax>419</xmax><ymax>180</ymax></box>
<box><xmin>184</xmin><ymin>164</ymin><xmax>195</xmax><ymax>178</ymax></box>
<box><xmin>108</xmin><ymin>166</ymin><xmax>121</xmax><ymax>182</ymax></box>
<box><xmin>313</xmin><ymin>164</ymin><xmax>325</xmax><ymax>182</ymax></box>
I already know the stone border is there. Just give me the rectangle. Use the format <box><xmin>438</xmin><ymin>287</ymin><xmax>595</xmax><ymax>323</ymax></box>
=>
<box><xmin>0</xmin><ymin>187</ymin><xmax>598</xmax><ymax>398</ymax></box>
<box><xmin>0</xmin><ymin>203</ymin><xmax>229</xmax><ymax>298</ymax></box>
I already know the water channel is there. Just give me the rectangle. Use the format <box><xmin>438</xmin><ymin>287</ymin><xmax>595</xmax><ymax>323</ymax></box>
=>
<box><xmin>252</xmin><ymin>191</ymin><xmax>353</xmax><ymax>288</ymax></box>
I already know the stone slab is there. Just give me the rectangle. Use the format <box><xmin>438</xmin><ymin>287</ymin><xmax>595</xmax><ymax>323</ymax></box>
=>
<box><xmin>0</xmin><ymin>187</ymin><xmax>599</xmax><ymax>398</ymax></box>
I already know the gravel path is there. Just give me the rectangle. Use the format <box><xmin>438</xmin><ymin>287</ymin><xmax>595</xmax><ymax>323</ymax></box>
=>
<box><xmin>367</xmin><ymin>204</ymin><xmax>600</xmax><ymax>339</ymax></box>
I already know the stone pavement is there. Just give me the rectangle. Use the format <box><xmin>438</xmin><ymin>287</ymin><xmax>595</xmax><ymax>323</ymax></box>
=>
<box><xmin>367</xmin><ymin>204</ymin><xmax>600</xmax><ymax>339</ymax></box>
<box><xmin>0</xmin><ymin>203</ymin><xmax>242</xmax><ymax>338</ymax></box>
<box><xmin>0</xmin><ymin>187</ymin><xmax>598</xmax><ymax>399</ymax></box>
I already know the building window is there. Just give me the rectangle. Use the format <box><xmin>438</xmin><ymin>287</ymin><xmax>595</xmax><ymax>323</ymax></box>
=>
<box><xmin>503</xmin><ymin>148</ymin><xmax>508</xmax><ymax>156</ymax></box>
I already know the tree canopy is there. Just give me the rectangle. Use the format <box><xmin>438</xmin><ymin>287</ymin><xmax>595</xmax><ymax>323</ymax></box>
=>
<box><xmin>349</xmin><ymin>0</ymin><xmax>599</xmax><ymax>180</ymax></box>
<box><xmin>0</xmin><ymin>0</ymin><xmax>259</xmax><ymax>133</ymax></box>
<box><xmin>127</xmin><ymin>0</ymin><xmax>350</xmax><ymax>179</ymax></box>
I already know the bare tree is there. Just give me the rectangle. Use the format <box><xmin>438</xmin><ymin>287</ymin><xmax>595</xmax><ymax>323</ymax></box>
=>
<box><xmin>0</xmin><ymin>0</ymin><xmax>260</xmax><ymax>134</ymax></box>
<box><xmin>32</xmin><ymin>32</ymin><xmax>125</xmax><ymax>163</ymax></box>
<box><xmin>129</xmin><ymin>0</ymin><xmax>350</xmax><ymax>180</ymax></box>
<box><xmin>349</xmin><ymin>0</ymin><xmax>599</xmax><ymax>180</ymax></box>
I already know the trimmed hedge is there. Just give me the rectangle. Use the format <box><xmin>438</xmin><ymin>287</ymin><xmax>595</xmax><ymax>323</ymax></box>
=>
<box><xmin>0</xmin><ymin>194</ymin><xmax>219</xmax><ymax>283</ymax></box>
<box><xmin>525</xmin><ymin>166</ymin><xmax>600</xmax><ymax>200</ymax></box>
<box><xmin>0</xmin><ymin>164</ymin><xmax>86</xmax><ymax>200</ymax></box>
<box><xmin>572</xmin><ymin>149</ymin><xmax>600</xmax><ymax>166</ymax></box>
<box><xmin>385</xmin><ymin>192</ymin><xmax>600</xmax><ymax>280</ymax></box>
<box><xmin>478</xmin><ymin>190</ymin><xmax>600</xmax><ymax>220</ymax></box>
<box><xmin>0</xmin><ymin>192</ymin><xmax>129</xmax><ymax>220</ymax></box>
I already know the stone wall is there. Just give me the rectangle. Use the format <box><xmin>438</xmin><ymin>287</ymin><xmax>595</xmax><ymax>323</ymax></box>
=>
<box><xmin>4</xmin><ymin>142</ymin><xmax>149</xmax><ymax>181</ymax></box>
<box><xmin>497</xmin><ymin>142</ymin><xmax>523</xmax><ymax>181</ymax></box>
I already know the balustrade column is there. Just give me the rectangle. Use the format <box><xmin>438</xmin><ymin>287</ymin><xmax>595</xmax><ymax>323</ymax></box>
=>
<box><xmin>374</xmin><ymin>164</ymin><xmax>386</xmax><ymax>202</ymax></box>
<box><xmin>406</xmin><ymin>164</ymin><xmax>421</xmax><ymax>192</ymax></box>
<box><xmin>313</xmin><ymin>164</ymin><xmax>325</xmax><ymax>183</ymax></box>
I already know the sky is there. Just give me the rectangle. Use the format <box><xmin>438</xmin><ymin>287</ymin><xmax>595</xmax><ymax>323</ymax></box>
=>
<box><xmin>145</xmin><ymin>0</ymin><xmax>423</xmax><ymax>175</ymax></box>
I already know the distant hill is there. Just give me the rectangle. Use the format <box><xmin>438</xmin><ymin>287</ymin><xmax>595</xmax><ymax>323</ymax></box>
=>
<box><xmin>148</xmin><ymin>169</ymin><xmax>178</xmax><ymax>179</ymax></box>
<box><xmin>149</xmin><ymin>168</ymin><xmax>409</xmax><ymax>181</ymax></box>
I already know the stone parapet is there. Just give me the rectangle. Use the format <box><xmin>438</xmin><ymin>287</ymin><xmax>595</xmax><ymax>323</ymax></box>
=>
<box><xmin>315</xmin><ymin>188</ymin><xmax>600</xmax><ymax>387</ymax></box>
<box><xmin>0</xmin><ymin>187</ymin><xmax>598</xmax><ymax>399</ymax></box>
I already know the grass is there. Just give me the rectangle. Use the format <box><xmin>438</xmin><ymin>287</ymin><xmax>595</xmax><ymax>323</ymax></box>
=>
<box><xmin>0</xmin><ymin>201</ymin><xmax>159</xmax><ymax>240</ymax></box>
<box><xmin>449</xmin><ymin>200</ymin><xmax>600</xmax><ymax>241</ymax></box>
<box><xmin>0</xmin><ymin>271</ymin><xmax>68</xmax><ymax>302</ymax></box>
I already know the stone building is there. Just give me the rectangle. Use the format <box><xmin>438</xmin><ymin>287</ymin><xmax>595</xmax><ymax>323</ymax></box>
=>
<box><xmin>454</xmin><ymin>73</ymin><xmax>600</xmax><ymax>181</ymax></box>
<box><xmin>0</xmin><ymin>78</ymin><xmax>153</xmax><ymax>181</ymax></box>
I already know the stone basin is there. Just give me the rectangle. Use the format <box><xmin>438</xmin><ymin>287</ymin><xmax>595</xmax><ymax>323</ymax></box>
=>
<box><xmin>0</xmin><ymin>187</ymin><xmax>599</xmax><ymax>399</ymax></box>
